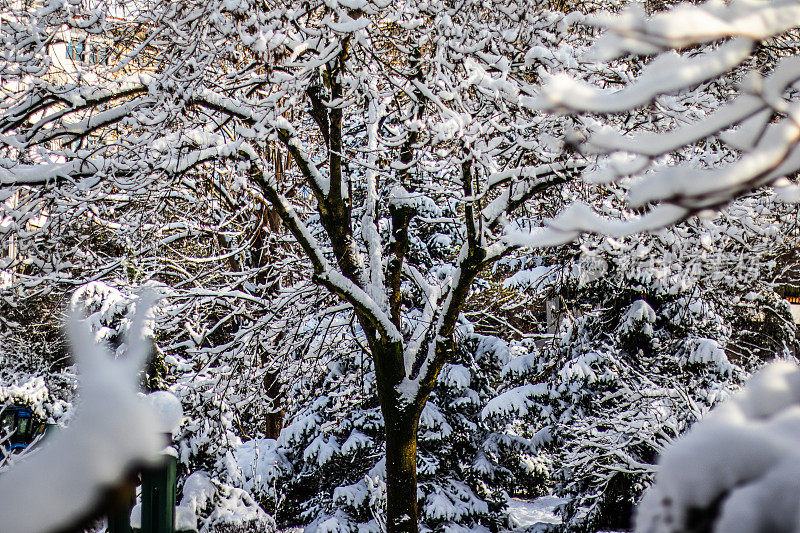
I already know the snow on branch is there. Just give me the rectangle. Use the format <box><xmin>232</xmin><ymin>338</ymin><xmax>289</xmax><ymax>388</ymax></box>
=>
<box><xmin>316</xmin><ymin>269</ymin><xmax>402</xmax><ymax>344</ymax></box>
<box><xmin>587</xmin><ymin>56</ymin><xmax>800</xmax><ymax>157</ymax></box>
<box><xmin>528</xmin><ymin>38</ymin><xmax>755</xmax><ymax>114</ymax></box>
<box><xmin>272</xmin><ymin>119</ymin><xmax>331</xmax><ymax>198</ymax></box>
<box><xmin>27</xmin><ymin>99</ymin><xmax>147</xmax><ymax>145</ymax></box>
<box><xmin>626</xmin><ymin>102</ymin><xmax>800</xmax><ymax>209</ymax></box>
<box><xmin>528</xmin><ymin>0</ymin><xmax>800</xmax><ymax>116</ymax></box>
<box><xmin>591</xmin><ymin>0</ymin><xmax>800</xmax><ymax>58</ymax></box>
<box><xmin>509</xmin><ymin>0</ymin><xmax>800</xmax><ymax>247</ymax></box>
<box><xmin>402</xmin><ymin>263</ymin><xmax>441</xmax><ymax>375</ymax></box>
<box><xmin>248</xmin><ymin>160</ymin><xmax>398</xmax><ymax>344</ymax></box>
<box><xmin>481</xmin><ymin>162</ymin><xmax>583</xmax><ymax>229</ymax></box>
<box><xmin>0</xmin><ymin>159</ymin><xmax>105</xmax><ymax>186</ymax></box>
<box><xmin>504</xmin><ymin>202</ymin><xmax>690</xmax><ymax>248</ymax></box>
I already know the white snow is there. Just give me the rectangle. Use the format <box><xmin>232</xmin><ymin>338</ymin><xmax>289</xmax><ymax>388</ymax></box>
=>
<box><xmin>620</xmin><ymin>300</ymin><xmax>656</xmax><ymax>337</ymax></box>
<box><xmin>528</xmin><ymin>39</ymin><xmax>754</xmax><ymax>114</ymax></box>
<box><xmin>482</xmin><ymin>384</ymin><xmax>548</xmax><ymax>419</ymax></box>
<box><xmin>0</xmin><ymin>377</ymin><xmax>49</xmax><ymax>418</ymax></box>
<box><xmin>130</xmin><ymin>503</ymin><xmax>142</xmax><ymax>529</ymax></box>
<box><xmin>502</xmin><ymin>266</ymin><xmax>556</xmax><ymax>291</ymax></box>
<box><xmin>143</xmin><ymin>390</ymin><xmax>183</xmax><ymax>435</ymax></box>
<box><xmin>202</xmin><ymin>485</ymin><xmax>273</xmax><ymax>530</ymax></box>
<box><xmin>173</xmin><ymin>469</ymin><xmax>216</xmax><ymax>530</ymax></box>
<box><xmin>506</xmin><ymin>496</ymin><xmax>567</xmax><ymax>530</ymax></box>
<box><xmin>175</xmin><ymin>504</ymin><xmax>197</xmax><ymax>531</ymax></box>
<box><xmin>0</xmin><ymin>311</ymin><xmax>165</xmax><ymax>533</ymax></box>
<box><xmin>233</xmin><ymin>438</ymin><xmax>290</xmax><ymax>492</ymax></box>
<box><xmin>685</xmin><ymin>338</ymin><xmax>734</xmax><ymax>376</ymax></box>
<box><xmin>636</xmin><ymin>361</ymin><xmax>800</xmax><ymax>532</ymax></box>
<box><xmin>592</xmin><ymin>0</ymin><xmax>800</xmax><ymax>57</ymax></box>
<box><xmin>341</xmin><ymin>430</ymin><xmax>373</xmax><ymax>455</ymax></box>
<box><xmin>443</xmin><ymin>365</ymin><xmax>471</xmax><ymax>389</ymax></box>
<box><xmin>180</xmin><ymin>471</ymin><xmax>215</xmax><ymax>515</ymax></box>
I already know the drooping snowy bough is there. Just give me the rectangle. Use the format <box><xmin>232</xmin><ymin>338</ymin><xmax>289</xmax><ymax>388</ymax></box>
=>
<box><xmin>519</xmin><ymin>0</ymin><xmax>800</xmax><ymax>244</ymax></box>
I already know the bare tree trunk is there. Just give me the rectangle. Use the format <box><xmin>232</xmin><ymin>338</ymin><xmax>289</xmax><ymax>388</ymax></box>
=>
<box><xmin>263</xmin><ymin>369</ymin><xmax>285</xmax><ymax>439</ymax></box>
<box><xmin>383</xmin><ymin>404</ymin><xmax>421</xmax><ymax>533</ymax></box>
<box><xmin>371</xmin><ymin>338</ymin><xmax>424</xmax><ymax>533</ymax></box>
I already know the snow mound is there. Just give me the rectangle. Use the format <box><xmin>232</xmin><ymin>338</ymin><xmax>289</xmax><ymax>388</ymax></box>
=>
<box><xmin>620</xmin><ymin>299</ymin><xmax>656</xmax><ymax>337</ymax></box>
<box><xmin>144</xmin><ymin>390</ymin><xmax>183</xmax><ymax>435</ymax></box>
<box><xmin>482</xmin><ymin>384</ymin><xmax>548</xmax><ymax>419</ymax></box>
<box><xmin>636</xmin><ymin>360</ymin><xmax>800</xmax><ymax>533</ymax></box>
<box><xmin>0</xmin><ymin>376</ymin><xmax>49</xmax><ymax>418</ymax></box>
<box><xmin>173</xmin><ymin>470</ymin><xmax>216</xmax><ymax>530</ymax></box>
<box><xmin>232</xmin><ymin>438</ymin><xmax>291</xmax><ymax>493</ymax></box>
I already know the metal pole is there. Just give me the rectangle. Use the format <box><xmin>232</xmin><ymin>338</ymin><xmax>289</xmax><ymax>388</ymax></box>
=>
<box><xmin>106</xmin><ymin>480</ymin><xmax>135</xmax><ymax>533</ymax></box>
<box><xmin>141</xmin><ymin>451</ymin><xmax>177</xmax><ymax>533</ymax></box>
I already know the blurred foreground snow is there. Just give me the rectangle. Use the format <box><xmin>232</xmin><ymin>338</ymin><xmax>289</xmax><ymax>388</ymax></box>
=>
<box><xmin>0</xmin><ymin>298</ymin><xmax>180</xmax><ymax>533</ymax></box>
<box><xmin>638</xmin><ymin>360</ymin><xmax>800</xmax><ymax>532</ymax></box>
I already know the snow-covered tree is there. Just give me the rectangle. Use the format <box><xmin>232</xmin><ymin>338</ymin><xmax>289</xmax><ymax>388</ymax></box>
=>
<box><xmin>267</xmin><ymin>324</ymin><xmax>516</xmax><ymax>532</ymax></box>
<box><xmin>485</xmin><ymin>193</ymin><xmax>800</xmax><ymax>530</ymax></box>
<box><xmin>3</xmin><ymin>0</ymin><xmax>800</xmax><ymax>531</ymax></box>
<box><xmin>0</xmin><ymin>1</ymin><xmax>596</xmax><ymax>530</ymax></box>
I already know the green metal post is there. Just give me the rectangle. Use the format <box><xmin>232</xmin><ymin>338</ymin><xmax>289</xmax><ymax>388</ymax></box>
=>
<box><xmin>141</xmin><ymin>452</ymin><xmax>177</xmax><ymax>533</ymax></box>
<box><xmin>107</xmin><ymin>477</ymin><xmax>135</xmax><ymax>533</ymax></box>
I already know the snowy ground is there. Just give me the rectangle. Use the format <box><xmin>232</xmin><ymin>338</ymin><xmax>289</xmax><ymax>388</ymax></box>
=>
<box><xmin>506</xmin><ymin>495</ymin><xmax>567</xmax><ymax>531</ymax></box>
<box><xmin>279</xmin><ymin>495</ymin><xmax>625</xmax><ymax>532</ymax></box>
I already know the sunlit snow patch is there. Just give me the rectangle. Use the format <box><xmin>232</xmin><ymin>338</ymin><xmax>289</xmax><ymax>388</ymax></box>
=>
<box><xmin>506</xmin><ymin>496</ymin><xmax>567</xmax><ymax>530</ymax></box>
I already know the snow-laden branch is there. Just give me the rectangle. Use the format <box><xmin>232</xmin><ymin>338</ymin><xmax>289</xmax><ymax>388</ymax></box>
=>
<box><xmin>628</xmin><ymin>101</ymin><xmax>800</xmax><ymax>209</ymax></box>
<box><xmin>508</xmin><ymin>0</ymin><xmax>800</xmax><ymax>247</ymax></box>
<box><xmin>361</xmin><ymin>85</ymin><xmax>388</xmax><ymax>310</ymax></box>
<box><xmin>316</xmin><ymin>269</ymin><xmax>402</xmax><ymax>344</ymax></box>
<box><xmin>402</xmin><ymin>263</ymin><xmax>440</xmax><ymax>375</ymax></box>
<box><xmin>0</xmin><ymin>159</ymin><xmax>104</xmax><ymax>185</ymax></box>
<box><xmin>481</xmin><ymin>162</ymin><xmax>582</xmax><ymax>228</ymax></box>
<box><xmin>1</xmin><ymin>78</ymin><xmax>150</xmax><ymax>137</ymax></box>
<box><xmin>528</xmin><ymin>38</ymin><xmax>754</xmax><ymax>114</ymax></box>
<box><xmin>588</xmin><ymin>56</ymin><xmax>800</xmax><ymax>156</ymax></box>
<box><xmin>248</xmin><ymin>160</ymin><xmax>398</xmax><ymax>343</ymax></box>
<box><xmin>591</xmin><ymin>0</ymin><xmax>800</xmax><ymax>58</ymax></box>
<box><xmin>274</xmin><ymin>120</ymin><xmax>331</xmax><ymax>199</ymax></box>
<box><xmin>504</xmin><ymin>202</ymin><xmax>690</xmax><ymax>248</ymax></box>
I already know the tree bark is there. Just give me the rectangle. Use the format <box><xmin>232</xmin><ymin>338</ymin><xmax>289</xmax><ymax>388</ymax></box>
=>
<box><xmin>263</xmin><ymin>369</ymin><xmax>285</xmax><ymax>439</ymax></box>
<box><xmin>383</xmin><ymin>405</ymin><xmax>421</xmax><ymax>533</ymax></box>
<box><xmin>372</xmin><ymin>339</ymin><xmax>423</xmax><ymax>533</ymax></box>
